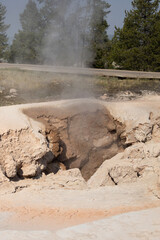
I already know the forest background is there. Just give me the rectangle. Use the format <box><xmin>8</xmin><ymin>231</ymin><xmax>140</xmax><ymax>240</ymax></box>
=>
<box><xmin>0</xmin><ymin>0</ymin><xmax>160</xmax><ymax>71</ymax></box>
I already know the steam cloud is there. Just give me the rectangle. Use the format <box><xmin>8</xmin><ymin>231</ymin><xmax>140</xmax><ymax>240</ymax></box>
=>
<box><xmin>42</xmin><ymin>0</ymin><xmax>95</xmax><ymax>67</ymax></box>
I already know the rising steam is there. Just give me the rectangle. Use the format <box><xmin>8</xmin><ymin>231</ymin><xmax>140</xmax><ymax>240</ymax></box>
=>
<box><xmin>41</xmin><ymin>0</ymin><xmax>97</xmax><ymax>67</ymax></box>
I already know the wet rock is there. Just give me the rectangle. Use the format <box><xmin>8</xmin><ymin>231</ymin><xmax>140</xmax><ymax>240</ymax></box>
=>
<box><xmin>45</xmin><ymin>128</ymin><xmax>62</xmax><ymax>157</ymax></box>
<box><xmin>45</xmin><ymin>161</ymin><xmax>66</xmax><ymax>174</ymax></box>
<box><xmin>24</xmin><ymin>103</ymin><xmax>124</xmax><ymax>181</ymax></box>
<box><xmin>61</xmin><ymin>110</ymin><xmax>123</xmax><ymax>180</ymax></box>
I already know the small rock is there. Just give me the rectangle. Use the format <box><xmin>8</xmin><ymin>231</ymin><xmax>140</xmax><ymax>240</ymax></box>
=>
<box><xmin>0</xmin><ymin>86</ymin><xmax>5</xmax><ymax>94</ymax></box>
<box><xmin>0</xmin><ymin>167</ymin><xmax>9</xmax><ymax>183</ymax></box>
<box><xmin>123</xmin><ymin>91</ymin><xmax>134</xmax><ymax>96</ymax></box>
<box><xmin>109</xmin><ymin>166</ymin><xmax>137</xmax><ymax>184</ymax></box>
<box><xmin>124</xmin><ymin>143</ymin><xmax>145</xmax><ymax>159</ymax></box>
<box><xmin>99</xmin><ymin>94</ymin><xmax>108</xmax><ymax>100</ymax></box>
<box><xmin>57</xmin><ymin>168</ymin><xmax>82</xmax><ymax>178</ymax></box>
<box><xmin>4</xmin><ymin>155</ymin><xmax>17</xmax><ymax>178</ymax></box>
<box><xmin>93</xmin><ymin>136</ymin><xmax>114</xmax><ymax>148</ymax></box>
<box><xmin>134</xmin><ymin>123</ymin><xmax>152</xmax><ymax>142</ymax></box>
<box><xmin>18</xmin><ymin>164</ymin><xmax>38</xmax><ymax>178</ymax></box>
<box><xmin>9</xmin><ymin>88</ymin><xmax>17</xmax><ymax>94</ymax></box>
<box><xmin>4</xmin><ymin>95</ymin><xmax>12</xmax><ymax>99</ymax></box>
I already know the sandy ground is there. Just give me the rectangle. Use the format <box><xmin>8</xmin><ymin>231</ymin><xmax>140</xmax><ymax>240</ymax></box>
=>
<box><xmin>56</xmin><ymin>207</ymin><xmax>160</xmax><ymax>240</ymax></box>
<box><xmin>0</xmin><ymin>182</ymin><xmax>160</xmax><ymax>231</ymax></box>
<box><xmin>0</xmin><ymin>181</ymin><xmax>159</xmax><ymax>240</ymax></box>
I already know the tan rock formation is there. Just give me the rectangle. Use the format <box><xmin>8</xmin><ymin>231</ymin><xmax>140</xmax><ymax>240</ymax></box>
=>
<box><xmin>88</xmin><ymin>153</ymin><xmax>160</xmax><ymax>188</ymax></box>
<box><xmin>23</xmin><ymin>100</ymin><xmax>125</xmax><ymax>180</ymax></box>
<box><xmin>0</xmin><ymin>97</ymin><xmax>160</xmax><ymax>188</ymax></box>
<box><xmin>0</xmin><ymin>97</ymin><xmax>160</xmax><ymax>239</ymax></box>
<box><xmin>0</xmin><ymin>128</ymin><xmax>53</xmax><ymax>179</ymax></box>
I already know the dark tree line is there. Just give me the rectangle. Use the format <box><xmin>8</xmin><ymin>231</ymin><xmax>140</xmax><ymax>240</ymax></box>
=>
<box><xmin>0</xmin><ymin>3</ymin><xmax>9</xmax><ymax>61</ymax></box>
<box><xmin>109</xmin><ymin>0</ymin><xmax>160</xmax><ymax>71</ymax></box>
<box><xmin>1</xmin><ymin>0</ymin><xmax>160</xmax><ymax>71</ymax></box>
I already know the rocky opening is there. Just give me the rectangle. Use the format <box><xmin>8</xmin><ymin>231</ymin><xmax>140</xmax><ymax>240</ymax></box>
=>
<box><xmin>0</xmin><ymin>99</ymin><xmax>160</xmax><ymax>192</ymax></box>
<box><xmin>23</xmin><ymin>103</ymin><xmax>126</xmax><ymax>181</ymax></box>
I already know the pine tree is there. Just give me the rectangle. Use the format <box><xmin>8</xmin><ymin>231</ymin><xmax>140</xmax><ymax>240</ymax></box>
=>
<box><xmin>10</xmin><ymin>0</ymin><xmax>42</xmax><ymax>63</ymax></box>
<box><xmin>37</xmin><ymin>0</ymin><xmax>57</xmax><ymax>33</ymax></box>
<box><xmin>37</xmin><ymin>0</ymin><xmax>74</xmax><ymax>65</ymax></box>
<box><xmin>10</xmin><ymin>0</ymin><xmax>110</xmax><ymax>67</ymax></box>
<box><xmin>109</xmin><ymin>0</ymin><xmax>160</xmax><ymax>71</ymax></box>
<box><xmin>37</xmin><ymin>0</ymin><xmax>111</xmax><ymax>68</ymax></box>
<box><xmin>89</xmin><ymin>0</ymin><xmax>110</xmax><ymax>68</ymax></box>
<box><xmin>0</xmin><ymin>3</ymin><xmax>9</xmax><ymax>60</ymax></box>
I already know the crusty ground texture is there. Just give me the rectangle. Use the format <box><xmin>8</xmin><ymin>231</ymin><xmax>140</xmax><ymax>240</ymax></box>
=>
<box><xmin>0</xmin><ymin>97</ymin><xmax>160</xmax><ymax>239</ymax></box>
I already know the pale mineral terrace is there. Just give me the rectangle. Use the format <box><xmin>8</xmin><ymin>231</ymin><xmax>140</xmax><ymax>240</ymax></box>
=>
<box><xmin>0</xmin><ymin>97</ymin><xmax>160</xmax><ymax>239</ymax></box>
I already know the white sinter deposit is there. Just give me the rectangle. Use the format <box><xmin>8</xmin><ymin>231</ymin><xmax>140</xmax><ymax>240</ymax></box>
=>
<box><xmin>0</xmin><ymin>97</ymin><xmax>160</xmax><ymax>239</ymax></box>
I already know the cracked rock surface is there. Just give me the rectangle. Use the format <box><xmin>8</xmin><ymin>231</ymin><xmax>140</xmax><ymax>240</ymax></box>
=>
<box><xmin>0</xmin><ymin>97</ymin><xmax>160</xmax><ymax>239</ymax></box>
<box><xmin>23</xmin><ymin>101</ymin><xmax>125</xmax><ymax>180</ymax></box>
<box><xmin>0</xmin><ymin>128</ymin><xmax>53</xmax><ymax>178</ymax></box>
<box><xmin>0</xmin><ymin>98</ymin><xmax>160</xmax><ymax>188</ymax></box>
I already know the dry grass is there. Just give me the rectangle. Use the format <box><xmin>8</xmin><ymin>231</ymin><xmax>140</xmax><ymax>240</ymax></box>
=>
<box><xmin>0</xmin><ymin>68</ymin><xmax>97</xmax><ymax>106</ymax></box>
<box><xmin>96</xmin><ymin>76</ymin><xmax>160</xmax><ymax>93</ymax></box>
<box><xmin>0</xmin><ymin>67</ymin><xmax>159</xmax><ymax>106</ymax></box>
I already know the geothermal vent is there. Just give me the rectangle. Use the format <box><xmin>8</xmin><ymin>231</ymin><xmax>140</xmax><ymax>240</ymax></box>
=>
<box><xmin>23</xmin><ymin>101</ymin><xmax>125</xmax><ymax>180</ymax></box>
